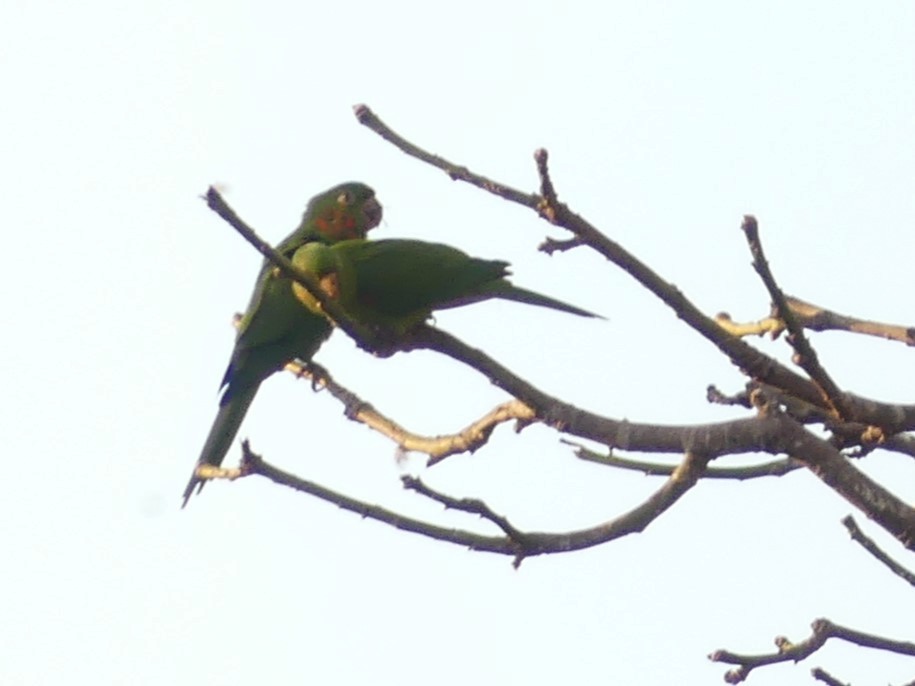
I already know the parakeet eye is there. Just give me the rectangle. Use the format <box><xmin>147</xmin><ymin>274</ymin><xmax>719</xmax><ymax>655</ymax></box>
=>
<box><xmin>337</xmin><ymin>191</ymin><xmax>352</xmax><ymax>206</ymax></box>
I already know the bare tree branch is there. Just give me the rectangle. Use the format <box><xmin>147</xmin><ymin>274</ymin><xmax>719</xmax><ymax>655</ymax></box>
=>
<box><xmin>716</xmin><ymin>295</ymin><xmax>915</xmax><ymax>347</ymax></box>
<box><xmin>196</xmin><ymin>107</ymin><xmax>915</xmax><ymax>681</ymax></box>
<box><xmin>539</xmin><ymin>236</ymin><xmax>584</xmax><ymax>254</ymax></box>
<box><xmin>353</xmin><ymin>104</ymin><xmax>536</xmax><ymax>207</ymax></box>
<box><xmin>401</xmin><ymin>475</ymin><xmax>531</xmax><ymax>566</ymax></box>
<box><xmin>416</xmin><ymin>329</ymin><xmax>915</xmax><ymax>548</ymax></box>
<box><xmin>842</xmin><ymin>514</ymin><xmax>915</xmax><ymax>586</ymax></box>
<box><xmin>354</xmin><ymin>104</ymin><xmax>915</xmax><ymax>435</ymax></box>
<box><xmin>710</xmin><ymin>383</ymin><xmax>915</xmax><ymax>465</ymax></box>
<box><xmin>207</xmin><ymin>173</ymin><xmax>915</xmax><ymax>547</ymax></box>
<box><xmin>810</xmin><ymin>667</ymin><xmax>849</xmax><ymax>686</ymax></box>
<box><xmin>571</xmin><ymin>440</ymin><xmax>803</xmax><ymax>479</ymax></box>
<box><xmin>228</xmin><ymin>440</ymin><xmax>709</xmax><ymax>562</ymax></box>
<box><xmin>291</xmin><ymin>344</ymin><xmax>915</xmax><ymax>547</ymax></box>
<box><xmin>287</xmin><ymin>360</ymin><xmax>536</xmax><ymax>465</ymax></box>
<box><xmin>883</xmin><ymin>433</ymin><xmax>915</xmax><ymax>460</ymax></box>
<box><xmin>710</xmin><ymin>618</ymin><xmax>915</xmax><ymax>683</ymax></box>
<box><xmin>740</xmin><ymin>215</ymin><xmax>851</xmax><ymax>419</ymax></box>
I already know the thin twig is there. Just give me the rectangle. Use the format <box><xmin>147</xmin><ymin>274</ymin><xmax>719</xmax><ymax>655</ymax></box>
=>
<box><xmin>533</xmin><ymin>148</ymin><xmax>561</xmax><ymax>223</ymax></box>
<box><xmin>571</xmin><ymin>441</ymin><xmax>802</xmax><ymax>479</ymax></box>
<box><xmin>401</xmin><ymin>475</ymin><xmax>530</xmax><ymax>564</ymax></box>
<box><xmin>810</xmin><ymin>668</ymin><xmax>849</xmax><ymax>686</ymax></box>
<box><xmin>842</xmin><ymin>514</ymin><xmax>915</xmax><ymax>586</ymax></box>
<box><xmin>353</xmin><ymin>104</ymin><xmax>536</xmax><ymax>206</ymax></box>
<box><xmin>539</xmin><ymin>236</ymin><xmax>584</xmax><ymax>254</ymax></box>
<box><xmin>740</xmin><ymin>215</ymin><xmax>851</xmax><ymax>419</ymax></box>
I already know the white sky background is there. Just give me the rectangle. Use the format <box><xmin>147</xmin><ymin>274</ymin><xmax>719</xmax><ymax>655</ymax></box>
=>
<box><xmin>2</xmin><ymin>1</ymin><xmax>914</xmax><ymax>684</ymax></box>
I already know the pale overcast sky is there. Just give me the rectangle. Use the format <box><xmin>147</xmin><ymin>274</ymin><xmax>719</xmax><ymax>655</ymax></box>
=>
<box><xmin>2</xmin><ymin>2</ymin><xmax>913</xmax><ymax>684</ymax></box>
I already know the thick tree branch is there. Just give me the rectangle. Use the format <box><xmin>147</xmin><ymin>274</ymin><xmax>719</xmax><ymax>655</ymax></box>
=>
<box><xmin>280</xmin><ymin>321</ymin><xmax>915</xmax><ymax>548</ymax></box>
<box><xmin>354</xmin><ymin>105</ymin><xmax>915</xmax><ymax>435</ymax></box>
<box><xmin>289</xmin><ymin>350</ymin><xmax>915</xmax><ymax>546</ymax></box>
<box><xmin>883</xmin><ymin>433</ymin><xmax>915</xmax><ymax>460</ymax></box>
<box><xmin>761</xmin><ymin>408</ymin><xmax>915</xmax><ymax>549</ymax></box>
<box><xmin>415</xmin><ymin>327</ymin><xmax>915</xmax><ymax>546</ymax></box>
<box><xmin>710</xmin><ymin>383</ymin><xmax>915</xmax><ymax>466</ymax></box>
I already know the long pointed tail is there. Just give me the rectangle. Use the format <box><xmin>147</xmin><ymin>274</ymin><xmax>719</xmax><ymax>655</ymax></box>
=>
<box><xmin>181</xmin><ymin>382</ymin><xmax>259</xmax><ymax>508</ymax></box>
<box><xmin>493</xmin><ymin>282</ymin><xmax>605</xmax><ymax>319</ymax></box>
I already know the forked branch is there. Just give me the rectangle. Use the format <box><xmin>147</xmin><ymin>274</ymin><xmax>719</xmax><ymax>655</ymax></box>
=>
<box><xmin>710</xmin><ymin>617</ymin><xmax>915</xmax><ymax>683</ymax></box>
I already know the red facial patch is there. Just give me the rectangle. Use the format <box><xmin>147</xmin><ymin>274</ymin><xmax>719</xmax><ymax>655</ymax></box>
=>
<box><xmin>316</xmin><ymin>209</ymin><xmax>360</xmax><ymax>240</ymax></box>
<box><xmin>314</xmin><ymin>216</ymin><xmax>331</xmax><ymax>236</ymax></box>
<box><xmin>335</xmin><ymin>211</ymin><xmax>358</xmax><ymax>239</ymax></box>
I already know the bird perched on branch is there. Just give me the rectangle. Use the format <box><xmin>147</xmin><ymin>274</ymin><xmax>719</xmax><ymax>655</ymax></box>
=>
<box><xmin>183</xmin><ymin>182</ymin><xmax>382</xmax><ymax>506</ymax></box>
<box><xmin>290</xmin><ymin>238</ymin><xmax>602</xmax><ymax>336</ymax></box>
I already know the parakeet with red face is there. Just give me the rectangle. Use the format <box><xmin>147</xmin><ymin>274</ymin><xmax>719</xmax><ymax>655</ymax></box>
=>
<box><xmin>182</xmin><ymin>183</ymin><xmax>382</xmax><ymax>506</ymax></box>
<box><xmin>290</xmin><ymin>238</ymin><xmax>601</xmax><ymax>336</ymax></box>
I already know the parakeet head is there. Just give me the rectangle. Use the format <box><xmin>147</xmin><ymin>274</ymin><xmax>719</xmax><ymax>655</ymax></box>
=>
<box><xmin>305</xmin><ymin>182</ymin><xmax>382</xmax><ymax>242</ymax></box>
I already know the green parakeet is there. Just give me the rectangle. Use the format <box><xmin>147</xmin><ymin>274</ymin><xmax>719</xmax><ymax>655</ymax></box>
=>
<box><xmin>182</xmin><ymin>182</ymin><xmax>383</xmax><ymax>506</ymax></box>
<box><xmin>290</xmin><ymin>238</ymin><xmax>601</xmax><ymax>335</ymax></box>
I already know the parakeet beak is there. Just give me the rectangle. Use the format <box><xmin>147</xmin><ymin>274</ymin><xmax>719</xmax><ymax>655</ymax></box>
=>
<box><xmin>363</xmin><ymin>196</ymin><xmax>383</xmax><ymax>231</ymax></box>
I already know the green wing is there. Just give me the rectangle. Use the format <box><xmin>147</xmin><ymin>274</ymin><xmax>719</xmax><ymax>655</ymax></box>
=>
<box><xmin>336</xmin><ymin>238</ymin><xmax>600</xmax><ymax>320</ymax></box>
<box><xmin>183</xmin><ymin>182</ymin><xmax>381</xmax><ymax>506</ymax></box>
<box><xmin>335</xmin><ymin>239</ymin><xmax>509</xmax><ymax>318</ymax></box>
<box><xmin>289</xmin><ymin>238</ymin><xmax>601</xmax><ymax>337</ymax></box>
<box><xmin>182</xmin><ymin>265</ymin><xmax>333</xmax><ymax>507</ymax></box>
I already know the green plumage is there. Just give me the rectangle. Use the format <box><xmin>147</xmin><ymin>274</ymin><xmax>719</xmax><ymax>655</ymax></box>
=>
<box><xmin>183</xmin><ymin>182</ymin><xmax>382</xmax><ymax>506</ymax></box>
<box><xmin>291</xmin><ymin>238</ymin><xmax>602</xmax><ymax>335</ymax></box>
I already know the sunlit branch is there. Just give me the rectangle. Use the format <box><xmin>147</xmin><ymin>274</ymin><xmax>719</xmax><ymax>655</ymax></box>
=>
<box><xmin>715</xmin><ymin>295</ymin><xmax>915</xmax><ymax>347</ymax></box>
<box><xmin>287</xmin><ymin>360</ymin><xmax>537</xmax><ymax>465</ymax></box>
